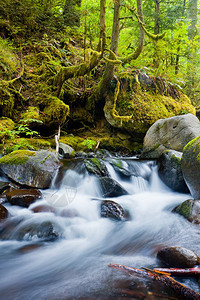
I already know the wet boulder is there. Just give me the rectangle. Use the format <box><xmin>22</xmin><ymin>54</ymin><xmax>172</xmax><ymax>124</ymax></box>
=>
<box><xmin>141</xmin><ymin>114</ymin><xmax>200</xmax><ymax>159</ymax></box>
<box><xmin>101</xmin><ymin>200</ymin><xmax>125</xmax><ymax>221</ymax></box>
<box><xmin>6</xmin><ymin>189</ymin><xmax>42</xmax><ymax>208</ymax></box>
<box><xmin>173</xmin><ymin>199</ymin><xmax>200</xmax><ymax>224</ymax></box>
<box><xmin>98</xmin><ymin>177</ymin><xmax>128</xmax><ymax>198</ymax></box>
<box><xmin>0</xmin><ymin>150</ymin><xmax>61</xmax><ymax>189</ymax></box>
<box><xmin>59</xmin><ymin>142</ymin><xmax>74</xmax><ymax>158</ymax></box>
<box><xmin>84</xmin><ymin>158</ymin><xmax>109</xmax><ymax>177</ymax></box>
<box><xmin>157</xmin><ymin>246</ymin><xmax>199</xmax><ymax>268</ymax></box>
<box><xmin>181</xmin><ymin>136</ymin><xmax>200</xmax><ymax>198</ymax></box>
<box><xmin>110</xmin><ymin>159</ymin><xmax>132</xmax><ymax>178</ymax></box>
<box><xmin>0</xmin><ymin>204</ymin><xmax>8</xmax><ymax>221</ymax></box>
<box><xmin>158</xmin><ymin>150</ymin><xmax>189</xmax><ymax>193</ymax></box>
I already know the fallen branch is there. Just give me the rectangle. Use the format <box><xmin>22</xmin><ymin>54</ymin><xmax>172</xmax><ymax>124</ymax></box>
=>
<box><xmin>109</xmin><ymin>263</ymin><xmax>200</xmax><ymax>300</ymax></box>
<box><xmin>153</xmin><ymin>267</ymin><xmax>200</xmax><ymax>277</ymax></box>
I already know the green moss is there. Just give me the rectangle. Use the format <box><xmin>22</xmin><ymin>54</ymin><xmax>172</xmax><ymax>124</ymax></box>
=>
<box><xmin>0</xmin><ymin>150</ymin><xmax>36</xmax><ymax>165</ymax></box>
<box><xmin>183</xmin><ymin>136</ymin><xmax>200</xmax><ymax>152</ymax></box>
<box><xmin>113</xmin><ymin>159</ymin><xmax>123</xmax><ymax>169</ymax></box>
<box><xmin>42</xmin><ymin>96</ymin><xmax>69</xmax><ymax>126</ymax></box>
<box><xmin>20</xmin><ymin>107</ymin><xmax>41</xmax><ymax>124</ymax></box>
<box><xmin>0</xmin><ymin>87</ymin><xmax>15</xmax><ymax>117</ymax></box>
<box><xmin>0</xmin><ymin>117</ymin><xmax>15</xmax><ymax>140</ymax></box>
<box><xmin>175</xmin><ymin>200</ymin><xmax>192</xmax><ymax>219</ymax></box>
<box><xmin>0</xmin><ymin>37</ymin><xmax>19</xmax><ymax>79</ymax></box>
<box><xmin>2</xmin><ymin>138</ymin><xmax>52</xmax><ymax>154</ymax></box>
<box><xmin>105</xmin><ymin>80</ymin><xmax>195</xmax><ymax>134</ymax></box>
<box><xmin>91</xmin><ymin>158</ymin><xmax>101</xmax><ymax>170</ymax></box>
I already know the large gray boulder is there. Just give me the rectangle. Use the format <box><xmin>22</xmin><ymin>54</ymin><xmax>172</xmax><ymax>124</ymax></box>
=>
<box><xmin>141</xmin><ymin>114</ymin><xmax>200</xmax><ymax>159</ymax></box>
<box><xmin>158</xmin><ymin>150</ymin><xmax>189</xmax><ymax>193</ymax></box>
<box><xmin>0</xmin><ymin>150</ymin><xmax>61</xmax><ymax>189</ymax></box>
<box><xmin>181</xmin><ymin>136</ymin><xmax>200</xmax><ymax>198</ymax></box>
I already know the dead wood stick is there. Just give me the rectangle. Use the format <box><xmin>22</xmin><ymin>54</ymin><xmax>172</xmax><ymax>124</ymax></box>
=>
<box><xmin>109</xmin><ymin>263</ymin><xmax>200</xmax><ymax>300</ymax></box>
<box><xmin>153</xmin><ymin>267</ymin><xmax>200</xmax><ymax>277</ymax></box>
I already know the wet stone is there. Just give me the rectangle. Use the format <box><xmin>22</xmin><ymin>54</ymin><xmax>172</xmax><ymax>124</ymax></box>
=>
<box><xmin>157</xmin><ymin>246</ymin><xmax>199</xmax><ymax>268</ymax></box>
<box><xmin>31</xmin><ymin>205</ymin><xmax>55</xmax><ymax>214</ymax></box>
<box><xmin>101</xmin><ymin>200</ymin><xmax>125</xmax><ymax>221</ymax></box>
<box><xmin>0</xmin><ymin>204</ymin><xmax>8</xmax><ymax>221</ymax></box>
<box><xmin>6</xmin><ymin>189</ymin><xmax>42</xmax><ymax>208</ymax></box>
<box><xmin>98</xmin><ymin>177</ymin><xmax>128</xmax><ymax>198</ymax></box>
<box><xmin>0</xmin><ymin>181</ymin><xmax>10</xmax><ymax>194</ymax></box>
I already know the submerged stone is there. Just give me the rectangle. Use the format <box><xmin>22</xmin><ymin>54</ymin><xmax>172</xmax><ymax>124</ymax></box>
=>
<box><xmin>157</xmin><ymin>246</ymin><xmax>199</xmax><ymax>268</ymax></box>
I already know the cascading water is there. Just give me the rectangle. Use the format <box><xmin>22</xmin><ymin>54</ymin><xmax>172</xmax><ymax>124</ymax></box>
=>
<box><xmin>0</xmin><ymin>157</ymin><xmax>200</xmax><ymax>300</ymax></box>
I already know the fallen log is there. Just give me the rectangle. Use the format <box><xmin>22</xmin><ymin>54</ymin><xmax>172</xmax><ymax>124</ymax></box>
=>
<box><xmin>153</xmin><ymin>267</ymin><xmax>200</xmax><ymax>277</ymax></box>
<box><xmin>109</xmin><ymin>263</ymin><xmax>200</xmax><ymax>300</ymax></box>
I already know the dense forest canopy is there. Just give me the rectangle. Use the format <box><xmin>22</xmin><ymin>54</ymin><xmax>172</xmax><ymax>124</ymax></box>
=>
<box><xmin>0</xmin><ymin>0</ymin><xmax>199</xmax><ymax>153</ymax></box>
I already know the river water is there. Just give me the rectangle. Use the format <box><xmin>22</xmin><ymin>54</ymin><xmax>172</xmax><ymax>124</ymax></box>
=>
<box><xmin>0</xmin><ymin>156</ymin><xmax>200</xmax><ymax>299</ymax></box>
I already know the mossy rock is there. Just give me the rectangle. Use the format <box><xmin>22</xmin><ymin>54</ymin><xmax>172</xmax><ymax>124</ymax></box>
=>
<box><xmin>0</xmin><ymin>150</ymin><xmax>61</xmax><ymax>188</ymax></box>
<box><xmin>42</xmin><ymin>96</ymin><xmax>69</xmax><ymax>127</ymax></box>
<box><xmin>84</xmin><ymin>158</ymin><xmax>109</xmax><ymax>177</ymax></box>
<box><xmin>0</xmin><ymin>37</ymin><xmax>20</xmax><ymax>79</ymax></box>
<box><xmin>0</xmin><ymin>117</ymin><xmax>15</xmax><ymax>141</ymax></box>
<box><xmin>173</xmin><ymin>199</ymin><xmax>200</xmax><ymax>224</ymax></box>
<box><xmin>3</xmin><ymin>138</ymin><xmax>52</xmax><ymax>154</ymax></box>
<box><xmin>20</xmin><ymin>107</ymin><xmax>42</xmax><ymax>125</ymax></box>
<box><xmin>0</xmin><ymin>87</ymin><xmax>15</xmax><ymax>117</ymax></box>
<box><xmin>104</xmin><ymin>87</ymin><xmax>195</xmax><ymax>135</ymax></box>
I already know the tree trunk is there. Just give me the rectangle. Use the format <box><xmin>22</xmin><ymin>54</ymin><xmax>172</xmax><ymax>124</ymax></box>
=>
<box><xmin>97</xmin><ymin>0</ymin><xmax>107</xmax><ymax>52</ymax></box>
<box><xmin>153</xmin><ymin>0</ymin><xmax>160</xmax><ymax>68</ymax></box>
<box><xmin>186</xmin><ymin>0</ymin><xmax>198</xmax><ymax>104</ymax></box>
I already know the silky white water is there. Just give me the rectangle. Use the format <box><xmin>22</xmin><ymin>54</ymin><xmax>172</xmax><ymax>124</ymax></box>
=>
<box><xmin>0</xmin><ymin>158</ymin><xmax>199</xmax><ymax>299</ymax></box>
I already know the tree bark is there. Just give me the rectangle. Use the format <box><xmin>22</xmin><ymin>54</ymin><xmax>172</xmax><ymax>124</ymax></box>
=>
<box><xmin>97</xmin><ymin>0</ymin><xmax>107</xmax><ymax>52</ymax></box>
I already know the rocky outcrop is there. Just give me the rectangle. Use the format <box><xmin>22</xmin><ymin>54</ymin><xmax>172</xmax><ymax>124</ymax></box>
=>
<box><xmin>158</xmin><ymin>150</ymin><xmax>189</xmax><ymax>193</ymax></box>
<box><xmin>0</xmin><ymin>150</ymin><xmax>61</xmax><ymax>189</ymax></box>
<box><xmin>104</xmin><ymin>75</ymin><xmax>195</xmax><ymax>136</ymax></box>
<box><xmin>157</xmin><ymin>246</ymin><xmax>199</xmax><ymax>268</ymax></box>
<box><xmin>141</xmin><ymin>114</ymin><xmax>200</xmax><ymax>159</ymax></box>
<box><xmin>181</xmin><ymin>136</ymin><xmax>200</xmax><ymax>199</ymax></box>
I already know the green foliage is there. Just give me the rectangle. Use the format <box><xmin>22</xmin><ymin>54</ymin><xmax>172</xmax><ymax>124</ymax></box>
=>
<box><xmin>81</xmin><ymin>139</ymin><xmax>97</xmax><ymax>150</ymax></box>
<box><xmin>0</xmin><ymin>37</ymin><xmax>19</xmax><ymax>79</ymax></box>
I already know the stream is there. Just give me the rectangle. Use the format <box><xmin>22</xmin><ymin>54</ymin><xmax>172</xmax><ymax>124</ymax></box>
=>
<box><xmin>0</xmin><ymin>156</ymin><xmax>200</xmax><ymax>299</ymax></box>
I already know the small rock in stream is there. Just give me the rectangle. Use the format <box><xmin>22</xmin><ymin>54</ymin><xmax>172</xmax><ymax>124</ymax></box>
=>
<box><xmin>6</xmin><ymin>189</ymin><xmax>42</xmax><ymax>208</ymax></box>
<box><xmin>98</xmin><ymin>177</ymin><xmax>128</xmax><ymax>197</ymax></box>
<box><xmin>101</xmin><ymin>200</ymin><xmax>125</xmax><ymax>221</ymax></box>
<box><xmin>157</xmin><ymin>246</ymin><xmax>199</xmax><ymax>268</ymax></box>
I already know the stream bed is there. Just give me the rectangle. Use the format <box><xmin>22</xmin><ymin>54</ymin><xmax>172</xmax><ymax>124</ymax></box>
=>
<box><xmin>0</xmin><ymin>156</ymin><xmax>200</xmax><ymax>299</ymax></box>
